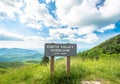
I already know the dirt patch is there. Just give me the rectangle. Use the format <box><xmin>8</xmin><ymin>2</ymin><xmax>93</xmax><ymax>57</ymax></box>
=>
<box><xmin>81</xmin><ymin>81</ymin><xmax>101</xmax><ymax>84</ymax></box>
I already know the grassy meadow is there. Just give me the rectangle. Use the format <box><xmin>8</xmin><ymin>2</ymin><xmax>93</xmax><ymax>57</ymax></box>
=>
<box><xmin>0</xmin><ymin>54</ymin><xmax>120</xmax><ymax>84</ymax></box>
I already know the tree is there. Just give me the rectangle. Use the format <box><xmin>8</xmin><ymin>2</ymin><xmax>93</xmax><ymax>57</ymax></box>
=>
<box><xmin>41</xmin><ymin>56</ymin><xmax>49</xmax><ymax>65</ymax></box>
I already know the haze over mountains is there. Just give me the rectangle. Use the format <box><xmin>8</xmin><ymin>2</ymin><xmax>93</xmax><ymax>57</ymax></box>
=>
<box><xmin>0</xmin><ymin>48</ymin><xmax>43</xmax><ymax>62</ymax></box>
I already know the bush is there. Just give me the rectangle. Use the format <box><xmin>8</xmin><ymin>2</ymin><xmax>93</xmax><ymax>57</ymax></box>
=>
<box><xmin>41</xmin><ymin>56</ymin><xmax>49</xmax><ymax>65</ymax></box>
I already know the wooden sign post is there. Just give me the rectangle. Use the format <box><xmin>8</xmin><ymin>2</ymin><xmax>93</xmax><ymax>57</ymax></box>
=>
<box><xmin>50</xmin><ymin>56</ymin><xmax>54</xmax><ymax>78</ymax></box>
<box><xmin>44</xmin><ymin>43</ymin><xmax>77</xmax><ymax>78</ymax></box>
<box><xmin>66</xmin><ymin>56</ymin><xmax>70</xmax><ymax>76</ymax></box>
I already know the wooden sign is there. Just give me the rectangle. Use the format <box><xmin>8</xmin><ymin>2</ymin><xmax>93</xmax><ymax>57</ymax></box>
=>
<box><xmin>44</xmin><ymin>43</ymin><xmax>77</xmax><ymax>78</ymax></box>
<box><xmin>44</xmin><ymin>43</ymin><xmax>77</xmax><ymax>56</ymax></box>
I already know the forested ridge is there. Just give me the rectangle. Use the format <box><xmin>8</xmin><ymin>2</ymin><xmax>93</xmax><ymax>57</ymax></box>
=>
<box><xmin>78</xmin><ymin>34</ymin><xmax>120</xmax><ymax>58</ymax></box>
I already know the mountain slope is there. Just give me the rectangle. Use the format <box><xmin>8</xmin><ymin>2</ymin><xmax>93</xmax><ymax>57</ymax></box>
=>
<box><xmin>0</xmin><ymin>48</ymin><xmax>38</xmax><ymax>56</ymax></box>
<box><xmin>78</xmin><ymin>34</ymin><xmax>120</xmax><ymax>58</ymax></box>
<box><xmin>0</xmin><ymin>48</ymin><xmax>43</xmax><ymax>62</ymax></box>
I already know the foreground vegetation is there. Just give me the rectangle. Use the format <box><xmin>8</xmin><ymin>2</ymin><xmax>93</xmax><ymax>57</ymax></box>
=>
<box><xmin>0</xmin><ymin>54</ymin><xmax>120</xmax><ymax>84</ymax></box>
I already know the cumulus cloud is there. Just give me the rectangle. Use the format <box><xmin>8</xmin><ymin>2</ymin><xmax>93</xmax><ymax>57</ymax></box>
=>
<box><xmin>0</xmin><ymin>41</ymin><xmax>44</xmax><ymax>49</ymax></box>
<box><xmin>53</xmin><ymin>0</ymin><xmax>120</xmax><ymax>44</ymax></box>
<box><xmin>0</xmin><ymin>0</ymin><xmax>23</xmax><ymax>19</ymax></box>
<box><xmin>0</xmin><ymin>34</ymin><xmax>23</xmax><ymax>41</ymax></box>
<box><xmin>49</xmin><ymin>26</ymin><xmax>95</xmax><ymax>37</ymax></box>
<box><xmin>98</xmin><ymin>24</ymin><xmax>115</xmax><ymax>33</ymax></box>
<box><xmin>49</xmin><ymin>26</ymin><xmax>98</xmax><ymax>43</ymax></box>
<box><xmin>99</xmin><ymin>0</ymin><xmax>120</xmax><ymax>19</ymax></box>
<box><xmin>56</xmin><ymin>0</ymin><xmax>99</xmax><ymax>26</ymax></box>
<box><xmin>0</xmin><ymin>0</ymin><xmax>119</xmax><ymax>46</ymax></box>
<box><xmin>77</xmin><ymin>33</ymin><xmax>99</xmax><ymax>43</ymax></box>
<box><xmin>0</xmin><ymin>28</ymin><xmax>46</xmax><ymax>42</ymax></box>
<box><xmin>0</xmin><ymin>0</ymin><xmax>59</xmax><ymax>29</ymax></box>
<box><xmin>55</xmin><ymin>0</ymin><xmax>120</xmax><ymax>27</ymax></box>
<box><xmin>0</xmin><ymin>28</ymin><xmax>23</xmax><ymax>41</ymax></box>
<box><xmin>26</xmin><ymin>23</ymin><xmax>42</xmax><ymax>30</ymax></box>
<box><xmin>19</xmin><ymin>0</ymin><xmax>59</xmax><ymax>29</ymax></box>
<box><xmin>1</xmin><ymin>0</ymin><xmax>119</xmax><ymax>30</ymax></box>
<box><xmin>0</xmin><ymin>28</ymin><xmax>47</xmax><ymax>48</ymax></box>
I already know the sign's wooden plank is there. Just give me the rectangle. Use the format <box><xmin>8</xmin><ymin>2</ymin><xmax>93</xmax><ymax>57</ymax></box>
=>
<box><xmin>44</xmin><ymin>43</ymin><xmax>77</xmax><ymax>56</ymax></box>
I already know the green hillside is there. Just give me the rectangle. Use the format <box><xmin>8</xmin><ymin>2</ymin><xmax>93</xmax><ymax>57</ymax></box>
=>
<box><xmin>78</xmin><ymin>34</ymin><xmax>120</xmax><ymax>59</ymax></box>
<box><xmin>0</xmin><ymin>55</ymin><xmax>120</xmax><ymax>84</ymax></box>
<box><xmin>0</xmin><ymin>34</ymin><xmax>120</xmax><ymax>84</ymax></box>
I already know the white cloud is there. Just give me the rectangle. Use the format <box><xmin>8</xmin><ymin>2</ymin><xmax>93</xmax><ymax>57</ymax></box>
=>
<box><xmin>19</xmin><ymin>0</ymin><xmax>59</xmax><ymax>29</ymax></box>
<box><xmin>63</xmin><ymin>33</ymin><xmax>99</xmax><ymax>44</ymax></box>
<box><xmin>1</xmin><ymin>0</ymin><xmax>119</xmax><ymax>31</ymax></box>
<box><xmin>0</xmin><ymin>0</ymin><xmax>23</xmax><ymax>19</ymax></box>
<box><xmin>46</xmin><ymin>0</ymin><xmax>50</xmax><ymax>4</ymax></box>
<box><xmin>50</xmin><ymin>28</ymin><xmax>75</xmax><ymax>36</ymax></box>
<box><xmin>98</xmin><ymin>24</ymin><xmax>115</xmax><ymax>33</ymax></box>
<box><xmin>25</xmin><ymin>36</ymin><xmax>45</xmax><ymax>41</ymax></box>
<box><xmin>0</xmin><ymin>28</ymin><xmax>47</xmax><ymax>48</ymax></box>
<box><xmin>46</xmin><ymin>0</ymin><xmax>55</xmax><ymax>4</ymax></box>
<box><xmin>0</xmin><ymin>28</ymin><xmax>46</xmax><ymax>42</ymax></box>
<box><xmin>77</xmin><ymin>26</ymin><xmax>95</xmax><ymax>35</ymax></box>
<box><xmin>49</xmin><ymin>26</ymin><xmax>95</xmax><ymax>36</ymax></box>
<box><xmin>77</xmin><ymin>33</ymin><xmax>99</xmax><ymax>43</ymax></box>
<box><xmin>99</xmin><ymin>0</ymin><xmax>120</xmax><ymax>19</ymax></box>
<box><xmin>55</xmin><ymin>0</ymin><xmax>120</xmax><ymax>27</ymax></box>
<box><xmin>0</xmin><ymin>0</ymin><xmax>120</xmax><ymax>48</ymax></box>
<box><xmin>0</xmin><ymin>0</ymin><xmax>59</xmax><ymax>29</ymax></box>
<box><xmin>0</xmin><ymin>41</ymin><xmax>44</xmax><ymax>49</ymax></box>
<box><xmin>49</xmin><ymin>26</ymin><xmax>98</xmax><ymax>43</ymax></box>
<box><xmin>0</xmin><ymin>28</ymin><xmax>48</xmax><ymax>48</ymax></box>
<box><xmin>0</xmin><ymin>28</ymin><xmax>23</xmax><ymax>40</ymax></box>
<box><xmin>1</xmin><ymin>0</ymin><xmax>120</xmax><ymax>30</ymax></box>
<box><xmin>53</xmin><ymin>0</ymin><xmax>120</xmax><ymax>44</ymax></box>
<box><xmin>56</xmin><ymin>0</ymin><xmax>100</xmax><ymax>26</ymax></box>
<box><xmin>26</xmin><ymin>23</ymin><xmax>42</xmax><ymax>30</ymax></box>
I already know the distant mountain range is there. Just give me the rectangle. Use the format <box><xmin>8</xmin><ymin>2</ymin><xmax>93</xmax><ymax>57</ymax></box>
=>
<box><xmin>0</xmin><ymin>48</ymin><xmax>43</xmax><ymax>62</ymax></box>
<box><xmin>78</xmin><ymin>34</ymin><xmax>120</xmax><ymax>58</ymax></box>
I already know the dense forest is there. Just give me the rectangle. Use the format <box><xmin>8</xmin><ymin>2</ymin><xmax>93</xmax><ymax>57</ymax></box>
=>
<box><xmin>78</xmin><ymin>34</ymin><xmax>120</xmax><ymax>59</ymax></box>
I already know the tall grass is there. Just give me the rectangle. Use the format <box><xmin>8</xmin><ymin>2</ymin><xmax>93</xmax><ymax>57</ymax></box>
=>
<box><xmin>0</xmin><ymin>55</ymin><xmax>120</xmax><ymax>84</ymax></box>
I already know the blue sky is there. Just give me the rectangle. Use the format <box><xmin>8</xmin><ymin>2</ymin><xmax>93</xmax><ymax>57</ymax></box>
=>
<box><xmin>0</xmin><ymin>0</ymin><xmax>120</xmax><ymax>51</ymax></box>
